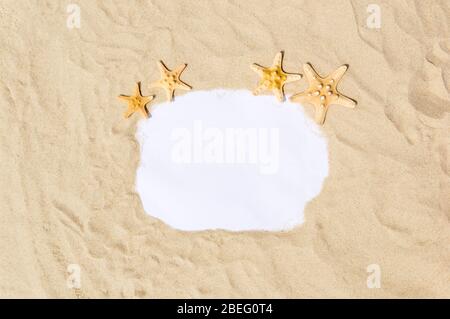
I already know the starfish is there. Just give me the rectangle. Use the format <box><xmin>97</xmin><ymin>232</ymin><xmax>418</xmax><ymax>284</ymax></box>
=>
<box><xmin>151</xmin><ymin>60</ymin><xmax>192</xmax><ymax>101</ymax></box>
<box><xmin>251</xmin><ymin>51</ymin><xmax>302</xmax><ymax>102</ymax></box>
<box><xmin>290</xmin><ymin>63</ymin><xmax>357</xmax><ymax>125</ymax></box>
<box><xmin>118</xmin><ymin>82</ymin><xmax>154</xmax><ymax>119</ymax></box>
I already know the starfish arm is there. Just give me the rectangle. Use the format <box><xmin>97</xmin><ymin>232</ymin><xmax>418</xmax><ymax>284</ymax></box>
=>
<box><xmin>176</xmin><ymin>80</ymin><xmax>192</xmax><ymax>91</ymax></box>
<box><xmin>252</xmin><ymin>83</ymin><xmax>266</xmax><ymax>96</ymax></box>
<box><xmin>123</xmin><ymin>105</ymin><xmax>135</xmax><ymax>119</ymax></box>
<box><xmin>141</xmin><ymin>96</ymin><xmax>152</xmax><ymax>105</ymax></box>
<box><xmin>157</xmin><ymin>60</ymin><xmax>169</xmax><ymax>73</ymax></box>
<box><xmin>272</xmin><ymin>51</ymin><xmax>283</xmax><ymax>67</ymax></box>
<box><xmin>315</xmin><ymin>104</ymin><xmax>329</xmax><ymax>125</ymax></box>
<box><xmin>285</xmin><ymin>73</ymin><xmax>302</xmax><ymax>83</ymax></box>
<box><xmin>150</xmin><ymin>80</ymin><xmax>163</xmax><ymax>88</ymax></box>
<box><xmin>273</xmin><ymin>87</ymin><xmax>285</xmax><ymax>102</ymax></box>
<box><xmin>251</xmin><ymin>63</ymin><xmax>265</xmax><ymax>75</ymax></box>
<box><xmin>303</xmin><ymin>63</ymin><xmax>321</xmax><ymax>83</ymax></box>
<box><xmin>133</xmin><ymin>82</ymin><xmax>142</xmax><ymax>96</ymax></box>
<box><xmin>139</xmin><ymin>106</ymin><xmax>149</xmax><ymax>118</ymax></box>
<box><xmin>118</xmin><ymin>95</ymin><xmax>131</xmax><ymax>101</ymax></box>
<box><xmin>165</xmin><ymin>87</ymin><xmax>175</xmax><ymax>101</ymax></box>
<box><xmin>335</xmin><ymin>93</ymin><xmax>356</xmax><ymax>108</ymax></box>
<box><xmin>174</xmin><ymin>63</ymin><xmax>187</xmax><ymax>74</ymax></box>
<box><xmin>329</xmin><ymin>65</ymin><xmax>348</xmax><ymax>83</ymax></box>
<box><xmin>290</xmin><ymin>91</ymin><xmax>308</xmax><ymax>103</ymax></box>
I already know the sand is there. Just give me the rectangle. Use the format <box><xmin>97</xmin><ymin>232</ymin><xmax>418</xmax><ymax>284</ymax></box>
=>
<box><xmin>0</xmin><ymin>0</ymin><xmax>449</xmax><ymax>298</ymax></box>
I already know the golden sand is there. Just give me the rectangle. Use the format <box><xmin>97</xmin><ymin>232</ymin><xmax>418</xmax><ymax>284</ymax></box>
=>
<box><xmin>0</xmin><ymin>0</ymin><xmax>448</xmax><ymax>298</ymax></box>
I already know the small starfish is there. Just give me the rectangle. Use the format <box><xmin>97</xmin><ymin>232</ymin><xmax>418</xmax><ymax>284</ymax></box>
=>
<box><xmin>118</xmin><ymin>82</ymin><xmax>154</xmax><ymax>119</ymax></box>
<box><xmin>251</xmin><ymin>51</ymin><xmax>302</xmax><ymax>102</ymax></box>
<box><xmin>290</xmin><ymin>63</ymin><xmax>357</xmax><ymax>125</ymax></box>
<box><xmin>151</xmin><ymin>60</ymin><xmax>192</xmax><ymax>101</ymax></box>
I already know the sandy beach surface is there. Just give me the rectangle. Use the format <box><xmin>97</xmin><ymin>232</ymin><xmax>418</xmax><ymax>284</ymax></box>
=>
<box><xmin>0</xmin><ymin>0</ymin><xmax>449</xmax><ymax>298</ymax></box>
